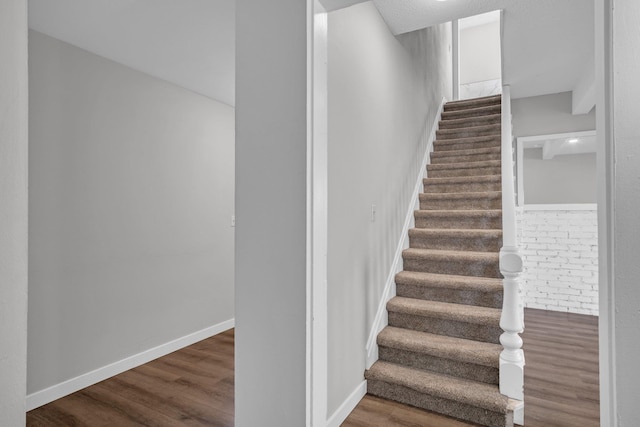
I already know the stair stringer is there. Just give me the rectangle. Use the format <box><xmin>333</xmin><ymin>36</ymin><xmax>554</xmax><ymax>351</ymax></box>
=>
<box><xmin>365</xmin><ymin>97</ymin><xmax>447</xmax><ymax>369</ymax></box>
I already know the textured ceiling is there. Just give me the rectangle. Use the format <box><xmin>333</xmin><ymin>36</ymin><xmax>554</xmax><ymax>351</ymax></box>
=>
<box><xmin>28</xmin><ymin>0</ymin><xmax>594</xmax><ymax>106</ymax></box>
<box><xmin>28</xmin><ymin>0</ymin><xmax>235</xmax><ymax>106</ymax></box>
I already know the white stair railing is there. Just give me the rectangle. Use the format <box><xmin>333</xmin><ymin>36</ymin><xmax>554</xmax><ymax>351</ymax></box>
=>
<box><xmin>499</xmin><ymin>85</ymin><xmax>525</xmax><ymax>406</ymax></box>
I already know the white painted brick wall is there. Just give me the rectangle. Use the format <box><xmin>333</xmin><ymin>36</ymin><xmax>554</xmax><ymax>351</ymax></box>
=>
<box><xmin>516</xmin><ymin>208</ymin><xmax>599</xmax><ymax>316</ymax></box>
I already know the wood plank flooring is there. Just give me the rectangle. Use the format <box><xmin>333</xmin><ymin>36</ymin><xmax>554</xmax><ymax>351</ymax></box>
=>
<box><xmin>27</xmin><ymin>330</ymin><xmax>235</xmax><ymax>427</ymax></box>
<box><xmin>343</xmin><ymin>308</ymin><xmax>600</xmax><ymax>426</ymax></box>
<box><xmin>27</xmin><ymin>308</ymin><xmax>599</xmax><ymax>426</ymax></box>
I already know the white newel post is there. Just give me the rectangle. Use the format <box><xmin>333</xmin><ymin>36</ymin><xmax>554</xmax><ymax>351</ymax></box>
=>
<box><xmin>499</xmin><ymin>86</ymin><xmax>525</xmax><ymax>419</ymax></box>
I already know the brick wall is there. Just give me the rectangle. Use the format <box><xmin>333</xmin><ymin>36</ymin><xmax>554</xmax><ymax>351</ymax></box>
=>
<box><xmin>516</xmin><ymin>207</ymin><xmax>598</xmax><ymax>316</ymax></box>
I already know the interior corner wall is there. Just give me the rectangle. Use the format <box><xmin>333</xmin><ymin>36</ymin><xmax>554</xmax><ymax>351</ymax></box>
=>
<box><xmin>326</xmin><ymin>2</ymin><xmax>452</xmax><ymax>417</ymax></box>
<box><xmin>511</xmin><ymin>91</ymin><xmax>596</xmax><ymax>138</ymax></box>
<box><xmin>28</xmin><ymin>31</ymin><xmax>235</xmax><ymax>395</ymax></box>
<box><xmin>0</xmin><ymin>1</ymin><xmax>28</xmax><ymax>425</ymax></box>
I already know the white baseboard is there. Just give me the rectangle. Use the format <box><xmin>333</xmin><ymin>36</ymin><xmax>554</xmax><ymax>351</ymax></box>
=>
<box><xmin>26</xmin><ymin>318</ymin><xmax>235</xmax><ymax>411</ymax></box>
<box><xmin>364</xmin><ymin>98</ymin><xmax>446</xmax><ymax>369</ymax></box>
<box><xmin>326</xmin><ymin>380</ymin><xmax>367</xmax><ymax>427</ymax></box>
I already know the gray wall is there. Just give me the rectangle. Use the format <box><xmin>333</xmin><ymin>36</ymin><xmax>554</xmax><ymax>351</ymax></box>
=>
<box><xmin>523</xmin><ymin>149</ymin><xmax>596</xmax><ymax>204</ymax></box>
<box><xmin>513</xmin><ymin>92</ymin><xmax>596</xmax><ymax>205</ymax></box>
<box><xmin>326</xmin><ymin>2</ymin><xmax>452</xmax><ymax>415</ymax></box>
<box><xmin>235</xmin><ymin>0</ymin><xmax>308</xmax><ymax>425</ymax></box>
<box><xmin>512</xmin><ymin>91</ymin><xmax>595</xmax><ymax>137</ymax></box>
<box><xmin>460</xmin><ymin>21</ymin><xmax>501</xmax><ymax>84</ymax></box>
<box><xmin>611</xmin><ymin>0</ymin><xmax>640</xmax><ymax>423</ymax></box>
<box><xmin>0</xmin><ymin>1</ymin><xmax>28</xmax><ymax>425</ymax></box>
<box><xmin>28</xmin><ymin>31</ymin><xmax>235</xmax><ymax>395</ymax></box>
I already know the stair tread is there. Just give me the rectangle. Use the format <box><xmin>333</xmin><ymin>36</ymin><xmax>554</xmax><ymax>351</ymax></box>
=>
<box><xmin>439</xmin><ymin>114</ymin><xmax>501</xmax><ymax>128</ymax></box>
<box><xmin>446</xmin><ymin>94</ymin><xmax>502</xmax><ymax>106</ymax></box>
<box><xmin>409</xmin><ymin>228</ymin><xmax>502</xmax><ymax>238</ymax></box>
<box><xmin>441</xmin><ymin>104</ymin><xmax>501</xmax><ymax>120</ymax></box>
<box><xmin>378</xmin><ymin>326</ymin><xmax>501</xmax><ymax>367</ymax></box>
<box><xmin>414</xmin><ymin>209</ymin><xmax>502</xmax><ymax>218</ymax></box>
<box><xmin>403</xmin><ymin>247</ymin><xmax>499</xmax><ymax>260</ymax></box>
<box><xmin>365</xmin><ymin>361</ymin><xmax>510</xmax><ymax>413</ymax></box>
<box><xmin>431</xmin><ymin>147</ymin><xmax>501</xmax><ymax>158</ymax></box>
<box><xmin>420</xmin><ymin>191</ymin><xmax>501</xmax><ymax>200</ymax></box>
<box><xmin>438</xmin><ymin>124</ymin><xmax>501</xmax><ymax>134</ymax></box>
<box><xmin>396</xmin><ymin>270</ymin><xmax>503</xmax><ymax>291</ymax></box>
<box><xmin>424</xmin><ymin>175</ymin><xmax>501</xmax><ymax>184</ymax></box>
<box><xmin>434</xmin><ymin>135</ymin><xmax>501</xmax><ymax>146</ymax></box>
<box><xmin>387</xmin><ymin>296</ymin><xmax>501</xmax><ymax>325</ymax></box>
<box><xmin>427</xmin><ymin>160</ymin><xmax>501</xmax><ymax>170</ymax></box>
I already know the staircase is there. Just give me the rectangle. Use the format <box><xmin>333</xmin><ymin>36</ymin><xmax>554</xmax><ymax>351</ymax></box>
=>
<box><xmin>365</xmin><ymin>95</ymin><xmax>520</xmax><ymax>427</ymax></box>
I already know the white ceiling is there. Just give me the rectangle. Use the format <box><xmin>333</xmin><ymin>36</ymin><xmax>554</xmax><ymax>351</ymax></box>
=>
<box><xmin>28</xmin><ymin>0</ymin><xmax>235</xmax><ymax>106</ymax></box>
<box><xmin>28</xmin><ymin>0</ymin><xmax>594</xmax><ymax>106</ymax></box>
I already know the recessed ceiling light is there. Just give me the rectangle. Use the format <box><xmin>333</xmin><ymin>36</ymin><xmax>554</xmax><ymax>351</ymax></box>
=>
<box><xmin>568</xmin><ymin>138</ymin><xmax>579</xmax><ymax>144</ymax></box>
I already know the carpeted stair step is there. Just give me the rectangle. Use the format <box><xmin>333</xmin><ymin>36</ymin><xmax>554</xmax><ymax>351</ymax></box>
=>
<box><xmin>427</xmin><ymin>160</ymin><xmax>501</xmax><ymax>178</ymax></box>
<box><xmin>395</xmin><ymin>271</ymin><xmax>503</xmax><ymax>308</ymax></box>
<box><xmin>408</xmin><ymin>228</ymin><xmax>502</xmax><ymax>252</ymax></box>
<box><xmin>402</xmin><ymin>248</ymin><xmax>501</xmax><ymax>278</ymax></box>
<box><xmin>423</xmin><ymin>175</ymin><xmax>501</xmax><ymax>193</ymax></box>
<box><xmin>434</xmin><ymin>135</ymin><xmax>501</xmax><ymax>152</ymax></box>
<box><xmin>430</xmin><ymin>147</ymin><xmax>501</xmax><ymax>164</ymax></box>
<box><xmin>377</xmin><ymin>326</ymin><xmax>501</xmax><ymax>384</ymax></box>
<box><xmin>419</xmin><ymin>191</ymin><xmax>502</xmax><ymax>210</ymax></box>
<box><xmin>365</xmin><ymin>361</ymin><xmax>516</xmax><ymax>427</ymax></box>
<box><xmin>414</xmin><ymin>209</ymin><xmax>502</xmax><ymax>230</ymax></box>
<box><xmin>439</xmin><ymin>114</ymin><xmax>501</xmax><ymax>130</ymax></box>
<box><xmin>386</xmin><ymin>297</ymin><xmax>502</xmax><ymax>343</ymax></box>
<box><xmin>443</xmin><ymin>94</ymin><xmax>502</xmax><ymax>112</ymax></box>
<box><xmin>436</xmin><ymin>124</ymin><xmax>501</xmax><ymax>140</ymax></box>
<box><xmin>441</xmin><ymin>104</ymin><xmax>501</xmax><ymax>120</ymax></box>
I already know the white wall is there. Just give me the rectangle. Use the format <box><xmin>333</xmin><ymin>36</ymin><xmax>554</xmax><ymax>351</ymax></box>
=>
<box><xmin>0</xmin><ymin>1</ymin><xmax>28</xmax><ymax>425</ymax></box>
<box><xmin>610</xmin><ymin>0</ymin><xmax>640</xmax><ymax>423</ymax></box>
<box><xmin>517</xmin><ymin>208</ymin><xmax>598</xmax><ymax>315</ymax></box>
<box><xmin>523</xmin><ymin>149</ymin><xmax>596</xmax><ymax>204</ymax></box>
<box><xmin>512</xmin><ymin>91</ymin><xmax>595</xmax><ymax>137</ymax></box>
<box><xmin>235</xmin><ymin>1</ymin><xmax>309</xmax><ymax>425</ymax></box>
<box><xmin>326</xmin><ymin>2</ymin><xmax>451</xmax><ymax>417</ymax></box>
<box><xmin>28</xmin><ymin>31</ymin><xmax>235</xmax><ymax>396</ymax></box>
<box><xmin>460</xmin><ymin>20</ymin><xmax>501</xmax><ymax>84</ymax></box>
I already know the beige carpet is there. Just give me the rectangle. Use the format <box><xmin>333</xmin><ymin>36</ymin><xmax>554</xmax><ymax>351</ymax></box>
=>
<box><xmin>365</xmin><ymin>94</ymin><xmax>518</xmax><ymax>427</ymax></box>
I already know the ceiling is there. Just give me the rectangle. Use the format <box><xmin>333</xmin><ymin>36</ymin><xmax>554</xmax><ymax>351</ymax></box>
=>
<box><xmin>28</xmin><ymin>0</ymin><xmax>235</xmax><ymax>106</ymax></box>
<box><xmin>28</xmin><ymin>0</ymin><xmax>594</xmax><ymax>106</ymax></box>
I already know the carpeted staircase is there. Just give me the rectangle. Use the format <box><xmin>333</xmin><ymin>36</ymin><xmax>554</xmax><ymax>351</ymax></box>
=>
<box><xmin>365</xmin><ymin>94</ymin><xmax>520</xmax><ymax>427</ymax></box>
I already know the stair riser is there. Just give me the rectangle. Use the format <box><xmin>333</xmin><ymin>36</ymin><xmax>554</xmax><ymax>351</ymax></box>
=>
<box><xmin>396</xmin><ymin>283</ymin><xmax>502</xmax><ymax>308</ymax></box>
<box><xmin>367</xmin><ymin>381</ymin><xmax>511</xmax><ymax>427</ymax></box>
<box><xmin>409</xmin><ymin>234</ymin><xmax>502</xmax><ymax>252</ymax></box>
<box><xmin>439</xmin><ymin>116</ymin><xmax>501</xmax><ymax>130</ymax></box>
<box><xmin>437</xmin><ymin>127</ymin><xmax>501</xmax><ymax>140</ymax></box>
<box><xmin>388</xmin><ymin>312</ymin><xmax>502</xmax><ymax>343</ymax></box>
<box><xmin>434</xmin><ymin>139</ymin><xmax>500</xmax><ymax>152</ymax></box>
<box><xmin>414</xmin><ymin>215</ymin><xmax>502</xmax><ymax>229</ymax></box>
<box><xmin>378</xmin><ymin>347</ymin><xmax>499</xmax><ymax>384</ymax></box>
<box><xmin>423</xmin><ymin>181</ymin><xmax>501</xmax><ymax>193</ymax></box>
<box><xmin>419</xmin><ymin>197</ymin><xmax>501</xmax><ymax>210</ymax></box>
<box><xmin>442</xmin><ymin>105</ymin><xmax>501</xmax><ymax>120</ymax></box>
<box><xmin>427</xmin><ymin>166</ymin><xmax>502</xmax><ymax>178</ymax></box>
<box><xmin>430</xmin><ymin>153</ymin><xmax>501</xmax><ymax>164</ymax></box>
<box><xmin>402</xmin><ymin>256</ymin><xmax>501</xmax><ymax>278</ymax></box>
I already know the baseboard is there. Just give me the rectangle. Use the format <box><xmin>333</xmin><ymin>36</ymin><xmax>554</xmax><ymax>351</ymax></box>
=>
<box><xmin>26</xmin><ymin>318</ymin><xmax>235</xmax><ymax>411</ymax></box>
<box><xmin>326</xmin><ymin>380</ymin><xmax>367</xmax><ymax>427</ymax></box>
<box><xmin>364</xmin><ymin>98</ymin><xmax>446</xmax><ymax>369</ymax></box>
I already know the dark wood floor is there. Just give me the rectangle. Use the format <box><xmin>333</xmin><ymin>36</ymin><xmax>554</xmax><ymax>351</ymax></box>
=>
<box><xmin>27</xmin><ymin>309</ymin><xmax>599</xmax><ymax>426</ymax></box>
<box><xmin>343</xmin><ymin>308</ymin><xmax>600</xmax><ymax>427</ymax></box>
